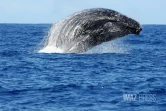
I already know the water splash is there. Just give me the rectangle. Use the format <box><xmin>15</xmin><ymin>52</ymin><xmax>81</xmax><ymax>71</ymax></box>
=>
<box><xmin>85</xmin><ymin>39</ymin><xmax>129</xmax><ymax>54</ymax></box>
<box><xmin>38</xmin><ymin>37</ymin><xmax>128</xmax><ymax>54</ymax></box>
<box><xmin>38</xmin><ymin>23</ymin><xmax>65</xmax><ymax>54</ymax></box>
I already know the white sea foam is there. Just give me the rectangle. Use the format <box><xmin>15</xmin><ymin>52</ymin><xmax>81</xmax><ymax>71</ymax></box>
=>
<box><xmin>39</xmin><ymin>46</ymin><xmax>64</xmax><ymax>54</ymax></box>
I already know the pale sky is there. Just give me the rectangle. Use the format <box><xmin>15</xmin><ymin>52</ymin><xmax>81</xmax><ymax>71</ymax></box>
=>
<box><xmin>0</xmin><ymin>0</ymin><xmax>165</xmax><ymax>24</ymax></box>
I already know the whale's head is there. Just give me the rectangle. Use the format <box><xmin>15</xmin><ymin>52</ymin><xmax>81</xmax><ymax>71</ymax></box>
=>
<box><xmin>118</xmin><ymin>15</ymin><xmax>142</xmax><ymax>35</ymax></box>
<box><xmin>107</xmin><ymin>9</ymin><xmax>142</xmax><ymax>35</ymax></box>
<box><xmin>83</xmin><ymin>8</ymin><xmax>142</xmax><ymax>38</ymax></box>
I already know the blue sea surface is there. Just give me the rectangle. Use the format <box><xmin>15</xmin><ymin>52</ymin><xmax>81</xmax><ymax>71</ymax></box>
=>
<box><xmin>0</xmin><ymin>24</ymin><xmax>166</xmax><ymax>111</ymax></box>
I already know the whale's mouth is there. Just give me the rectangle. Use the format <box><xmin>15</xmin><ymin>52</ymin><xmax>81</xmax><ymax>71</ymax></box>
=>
<box><xmin>136</xmin><ymin>28</ymin><xmax>142</xmax><ymax>35</ymax></box>
<box><xmin>125</xmin><ymin>26</ymin><xmax>142</xmax><ymax>36</ymax></box>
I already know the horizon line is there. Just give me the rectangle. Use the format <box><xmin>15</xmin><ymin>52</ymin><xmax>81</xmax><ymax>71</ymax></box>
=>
<box><xmin>0</xmin><ymin>23</ymin><xmax>166</xmax><ymax>25</ymax></box>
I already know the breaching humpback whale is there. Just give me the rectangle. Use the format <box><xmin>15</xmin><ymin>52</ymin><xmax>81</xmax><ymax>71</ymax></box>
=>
<box><xmin>42</xmin><ymin>8</ymin><xmax>142</xmax><ymax>53</ymax></box>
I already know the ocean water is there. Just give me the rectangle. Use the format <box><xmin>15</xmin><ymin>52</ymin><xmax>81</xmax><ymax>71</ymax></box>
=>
<box><xmin>0</xmin><ymin>24</ymin><xmax>166</xmax><ymax>111</ymax></box>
